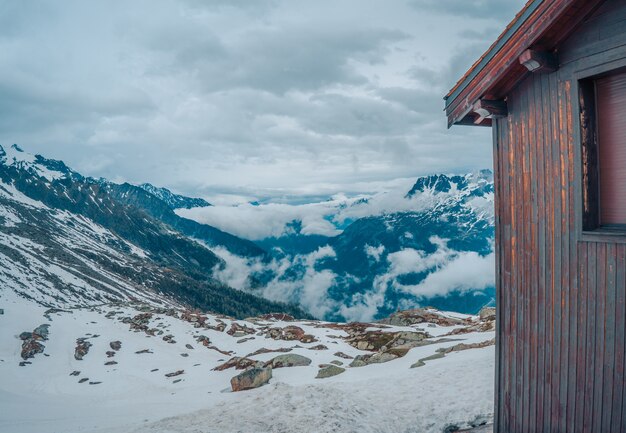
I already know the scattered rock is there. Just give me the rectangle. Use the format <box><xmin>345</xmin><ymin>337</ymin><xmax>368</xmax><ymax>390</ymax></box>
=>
<box><xmin>334</xmin><ymin>351</ymin><xmax>354</xmax><ymax>359</ymax></box>
<box><xmin>246</xmin><ymin>347</ymin><xmax>292</xmax><ymax>357</ymax></box>
<box><xmin>185</xmin><ymin>344</ymin><xmax>194</xmax><ymax>350</ymax></box>
<box><xmin>110</xmin><ymin>341</ymin><xmax>122</xmax><ymax>351</ymax></box>
<box><xmin>74</xmin><ymin>339</ymin><xmax>92</xmax><ymax>360</ymax></box>
<box><xmin>0</xmin><ymin>308</ymin><xmax>4</xmax><ymax>315</ymax></box>
<box><xmin>78</xmin><ymin>378</ymin><xmax>89</xmax><ymax>383</ymax></box>
<box><xmin>104</xmin><ymin>361</ymin><xmax>118</xmax><ymax>366</ymax></box>
<box><xmin>88</xmin><ymin>381</ymin><xmax>102</xmax><ymax>385</ymax></box>
<box><xmin>265</xmin><ymin>354</ymin><xmax>312</xmax><ymax>369</ymax></box>
<box><xmin>308</xmin><ymin>344</ymin><xmax>328</xmax><ymax>351</ymax></box>
<box><xmin>316</xmin><ymin>365</ymin><xmax>345</xmax><ymax>379</ymax></box>
<box><xmin>21</xmin><ymin>339</ymin><xmax>45</xmax><ymax>360</ymax></box>
<box><xmin>379</xmin><ymin>308</ymin><xmax>466</xmax><ymax>327</ymax></box>
<box><xmin>213</xmin><ymin>357</ymin><xmax>261</xmax><ymax>371</ymax></box>
<box><xmin>150</xmin><ymin>368</ymin><xmax>159</xmax><ymax>372</ymax></box>
<box><xmin>180</xmin><ymin>353</ymin><xmax>189</xmax><ymax>357</ymax></box>
<box><xmin>330</xmin><ymin>360</ymin><xmax>343</xmax><ymax>366</ymax></box>
<box><xmin>237</xmin><ymin>337</ymin><xmax>255</xmax><ymax>344</ymax></box>
<box><xmin>165</xmin><ymin>370</ymin><xmax>184</xmax><ymax>378</ymax></box>
<box><xmin>106</xmin><ymin>351</ymin><xmax>116</xmax><ymax>358</ymax></box>
<box><xmin>69</xmin><ymin>370</ymin><xmax>81</xmax><ymax>376</ymax></box>
<box><xmin>173</xmin><ymin>379</ymin><xmax>182</xmax><ymax>384</ymax></box>
<box><xmin>227</xmin><ymin>323</ymin><xmax>256</xmax><ymax>338</ymax></box>
<box><xmin>230</xmin><ymin>366</ymin><xmax>272</xmax><ymax>392</ymax></box>
<box><xmin>135</xmin><ymin>349</ymin><xmax>153</xmax><ymax>354</ymax></box>
<box><xmin>410</xmin><ymin>352</ymin><xmax>446</xmax><ymax>368</ymax></box>
<box><xmin>162</xmin><ymin>334</ymin><xmax>176</xmax><ymax>344</ymax></box>
<box><xmin>18</xmin><ymin>361</ymin><xmax>32</xmax><ymax>367</ymax></box>
<box><xmin>266</xmin><ymin>326</ymin><xmax>318</xmax><ymax>343</ymax></box>
<box><xmin>32</xmin><ymin>324</ymin><xmax>50</xmax><ymax>340</ymax></box>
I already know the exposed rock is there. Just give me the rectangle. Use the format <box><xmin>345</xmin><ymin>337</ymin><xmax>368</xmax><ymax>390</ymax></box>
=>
<box><xmin>300</xmin><ymin>334</ymin><xmax>317</xmax><ymax>343</ymax></box>
<box><xmin>69</xmin><ymin>370</ymin><xmax>81</xmax><ymax>376</ymax></box>
<box><xmin>104</xmin><ymin>361</ymin><xmax>118</xmax><ymax>366</ymax></box>
<box><xmin>109</xmin><ymin>341</ymin><xmax>122</xmax><ymax>351</ymax></box>
<box><xmin>106</xmin><ymin>351</ymin><xmax>116</xmax><ymax>358</ymax></box>
<box><xmin>478</xmin><ymin>307</ymin><xmax>496</xmax><ymax>321</ymax></box>
<box><xmin>89</xmin><ymin>381</ymin><xmax>102</xmax><ymax>385</ymax></box>
<box><xmin>0</xmin><ymin>308</ymin><xmax>3</xmax><ymax>315</ymax></box>
<box><xmin>32</xmin><ymin>324</ymin><xmax>50</xmax><ymax>340</ymax></box>
<box><xmin>308</xmin><ymin>344</ymin><xmax>328</xmax><ymax>351</ymax></box>
<box><xmin>330</xmin><ymin>360</ymin><xmax>343</xmax><ymax>366</ymax></box>
<box><xmin>436</xmin><ymin>339</ymin><xmax>495</xmax><ymax>354</ymax></box>
<box><xmin>316</xmin><ymin>364</ymin><xmax>345</xmax><ymax>378</ymax></box>
<box><xmin>410</xmin><ymin>352</ymin><xmax>446</xmax><ymax>368</ymax></box>
<box><xmin>379</xmin><ymin>308</ymin><xmax>465</xmax><ymax>327</ymax></box>
<box><xmin>246</xmin><ymin>347</ymin><xmax>292</xmax><ymax>357</ymax></box>
<box><xmin>18</xmin><ymin>361</ymin><xmax>32</xmax><ymax>367</ymax></box>
<box><xmin>230</xmin><ymin>366</ymin><xmax>272</xmax><ymax>392</ymax></box>
<box><xmin>78</xmin><ymin>378</ymin><xmax>89</xmax><ymax>383</ymax></box>
<box><xmin>265</xmin><ymin>354</ymin><xmax>312</xmax><ymax>369</ymax></box>
<box><xmin>185</xmin><ymin>344</ymin><xmax>194</xmax><ymax>350</ymax></box>
<box><xmin>350</xmin><ymin>351</ymin><xmax>399</xmax><ymax>367</ymax></box>
<box><xmin>135</xmin><ymin>349</ymin><xmax>153</xmax><ymax>354</ymax></box>
<box><xmin>237</xmin><ymin>337</ymin><xmax>255</xmax><ymax>344</ymax></box>
<box><xmin>227</xmin><ymin>323</ymin><xmax>256</xmax><ymax>338</ymax></box>
<box><xmin>162</xmin><ymin>334</ymin><xmax>176</xmax><ymax>344</ymax></box>
<box><xmin>180</xmin><ymin>353</ymin><xmax>188</xmax><ymax>357</ymax></box>
<box><xmin>334</xmin><ymin>351</ymin><xmax>354</xmax><ymax>359</ymax></box>
<box><xmin>74</xmin><ymin>339</ymin><xmax>92</xmax><ymax>360</ymax></box>
<box><xmin>165</xmin><ymin>370</ymin><xmax>184</xmax><ymax>378</ymax></box>
<box><xmin>19</xmin><ymin>332</ymin><xmax>33</xmax><ymax>341</ymax></box>
<box><xmin>21</xmin><ymin>339</ymin><xmax>45</xmax><ymax>360</ymax></box>
<box><xmin>266</xmin><ymin>325</ymin><xmax>303</xmax><ymax>340</ymax></box>
<box><xmin>213</xmin><ymin>357</ymin><xmax>262</xmax><ymax>371</ymax></box>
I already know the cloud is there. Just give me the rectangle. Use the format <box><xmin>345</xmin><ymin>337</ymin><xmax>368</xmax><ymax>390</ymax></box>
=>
<box><xmin>0</xmin><ymin>0</ymin><xmax>514</xmax><ymax>199</ymax></box>
<box><xmin>375</xmin><ymin>236</ymin><xmax>495</xmax><ymax>299</ymax></box>
<box><xmin>210</xmin><ymin>244</ymin><xmax>339</xmax><ymax>319</ymax></box>
<box><xmin>413</xmin><ymin>0</ymin><xmax>524</xmax><ymax>21</ymax></box>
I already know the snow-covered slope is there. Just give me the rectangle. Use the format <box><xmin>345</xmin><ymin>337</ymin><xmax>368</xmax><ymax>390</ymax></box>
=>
<box><xmin>0</xmin><ymin>288</ymin><xmax>495</xmax><ymax>433</ymax></box>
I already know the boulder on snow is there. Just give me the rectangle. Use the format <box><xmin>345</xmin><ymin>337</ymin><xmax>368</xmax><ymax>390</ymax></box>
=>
<box><xmin>379</xmin><ymin>308</ymin><xmax>465</xmax><ymax>327</ymax></box>
<box><xmin>227</xmin><ymin>323</ymin><xmax>256</xmax><ymax>338</ymax></box>
<box><xmin>230</xmin><ymin>366</ymin><xmax>272</xmax><ymax>392</ymax></box>
<box><xmin>74</xmin><ymin>338</ymin><xmax>92</xmax><ymax>360</ymax></box>
<box><xmin>264</xmin><ymin>354</ymin><xmax>312</xmax><ymax>369</ymax></box>
<box><xmin>109</xmin><ymin>340</ymin><xmax>122</xmax><ymax>351</ymax></box>
<box><xmin>316</xmin><ymin>365</ymin><xmax>345</xmax><ymax>379</ymax></box>
<box><xmin>21</xmin><ymin>339</ymin><xmax>45</xmax><ymax>360</ymax></box>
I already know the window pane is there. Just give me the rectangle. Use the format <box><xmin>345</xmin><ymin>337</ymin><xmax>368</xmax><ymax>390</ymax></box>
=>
<box><xmin>596</xmin><ymin>72</ymin><xmax>626</xmax><ymax>225</ymax></box>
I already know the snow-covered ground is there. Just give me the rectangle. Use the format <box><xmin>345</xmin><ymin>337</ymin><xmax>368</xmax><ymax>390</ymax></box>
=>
<box><xmin>0</xmin><ymin>288</ymin><xmax>494</xmax><ymax>433</ymax></box>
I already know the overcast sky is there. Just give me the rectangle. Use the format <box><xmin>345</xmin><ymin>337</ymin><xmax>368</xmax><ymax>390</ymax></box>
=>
<box><xmin>0</xmin><ymin>0</ymin><xmax>525</xmax><ymax>201</ymax></box>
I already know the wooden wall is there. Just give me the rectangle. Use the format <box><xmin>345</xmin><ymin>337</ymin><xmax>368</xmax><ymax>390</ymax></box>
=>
<box><xmin>493</xmin><ymin>1</ymin><xmax>626</xmax><ymax>431</ymax></box>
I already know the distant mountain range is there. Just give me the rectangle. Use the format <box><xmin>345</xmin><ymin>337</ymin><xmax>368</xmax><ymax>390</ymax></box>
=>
<box><xmin>0</xmin><ymin>144</ymin><xmax>307</xmax><ymax>318</ymax></box>
<box><xmin>0</xmin><ymin>144</ymin><xmax>495</xmax><ymax>322</ymax></box>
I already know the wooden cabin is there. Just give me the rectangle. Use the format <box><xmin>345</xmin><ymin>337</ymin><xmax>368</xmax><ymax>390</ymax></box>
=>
<box><xmin>445</xmin><ymin>0</ymin><xmax>626</xmax><ymax>432</ymax></box>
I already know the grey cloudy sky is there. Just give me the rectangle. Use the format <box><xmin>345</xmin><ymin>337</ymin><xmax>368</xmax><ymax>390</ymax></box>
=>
<box><xmin>0</xmin><ymin>0</ymin><xmax>525</xmax><ymax>201</ymax></box>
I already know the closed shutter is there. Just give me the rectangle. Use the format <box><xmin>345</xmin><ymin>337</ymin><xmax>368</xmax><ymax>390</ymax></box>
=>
<box><xmin>596</xmin><ymin>71</ymin><xmax>626</xmax><ymax>225</ymax></box>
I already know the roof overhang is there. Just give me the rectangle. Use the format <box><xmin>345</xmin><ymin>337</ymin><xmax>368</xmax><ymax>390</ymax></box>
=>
<box><xmin>445</xmin><ymin>0</ymin><xmax>607</xmax><ymax>128</ymax></box>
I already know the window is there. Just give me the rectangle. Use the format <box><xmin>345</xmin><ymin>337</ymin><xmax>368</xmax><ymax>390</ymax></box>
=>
<box><xmin>580</xmin><ymin>69</ymin><xmax>626</xmax><ymax>232</ymax></box>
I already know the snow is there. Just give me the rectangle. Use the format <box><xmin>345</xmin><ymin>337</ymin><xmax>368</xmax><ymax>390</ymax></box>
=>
<box><xmin>1</xmin><ymin>145</ymin><xmax>66</xmax><ymax>182</ymax></box>
<box><xmin>0</xmin><ymin>288</ymin><xmax>495</xmax><ymax>433</ymax></box>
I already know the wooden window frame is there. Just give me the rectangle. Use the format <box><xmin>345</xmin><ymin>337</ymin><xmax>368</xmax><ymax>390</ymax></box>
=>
<box><xmin>576</xmin><ymin>60</ymin><xmax>626</xmax><ymax>243</ymax></box>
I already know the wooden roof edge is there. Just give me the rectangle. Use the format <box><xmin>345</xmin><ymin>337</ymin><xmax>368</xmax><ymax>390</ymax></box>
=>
<box><xmin>444</xmin><ymin>0</ymin><xmax>606</xmax><ymax>128</ymax></box>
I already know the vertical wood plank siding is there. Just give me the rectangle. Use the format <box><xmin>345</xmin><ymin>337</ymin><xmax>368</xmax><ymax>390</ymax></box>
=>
<box><xmin>493</xmin><ymin>1</ymin><xmax>626</xmax><ymax>431</ymax></box>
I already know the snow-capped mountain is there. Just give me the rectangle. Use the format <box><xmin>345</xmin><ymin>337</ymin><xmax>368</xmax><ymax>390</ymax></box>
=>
<box><xmin>138</xmin><ymin>183</ymin><xmax>211</xmax><ymax>210</ymax></box>
<box><xmin>0</xmin><ymin>144</ymin><xmax>497</xmax><ymax>432</ymax></box>
<box><xmin>183</xmin><ymin>171</ymin><xmax>496</xmax><ymax>322</ymax></box>
<box><xmin>0</xmin><ymin>144</ymin><xmax>306</xmax><ymax>318</ymax></box>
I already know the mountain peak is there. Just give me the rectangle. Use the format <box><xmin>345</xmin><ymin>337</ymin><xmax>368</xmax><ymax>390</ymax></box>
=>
<box><xmin>138</xmin><ymin>183</ymin><xmax>211</xmax><ymax>209</ymax></box>
<box><xmin>0</xmin><ymin>144</ymin><xmax>76</xmax><ymax>182</ymax></box>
